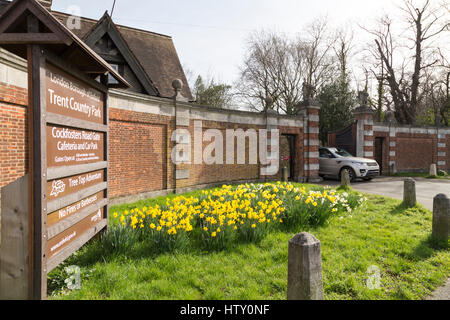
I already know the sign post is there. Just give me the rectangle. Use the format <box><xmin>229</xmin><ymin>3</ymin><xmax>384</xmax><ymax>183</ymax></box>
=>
<box><xmin>0</xmin><ymin>0</ymin><xmax>129</xmax><ymax>300</ymax></box>
<box><xmin>28</xmin><ymin>46</ymin><xmax>110</xmax><ymax>299</ymax></box>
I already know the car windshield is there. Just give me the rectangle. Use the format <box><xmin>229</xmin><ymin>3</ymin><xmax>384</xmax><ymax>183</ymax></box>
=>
<box><xmin>332</xmin><ymin>148</ymin><xmax>353</xmax><ymax>157</ymax></box>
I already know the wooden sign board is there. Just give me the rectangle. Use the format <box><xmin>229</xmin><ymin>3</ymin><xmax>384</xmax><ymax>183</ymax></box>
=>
<box><xmin>46</xmin><ymin>125</ymin><xmax>105</xmax><ymax>167</ymax></box>
<box><xmin>43</xmin><ymin>59</ymin><xmax>109</xmax><ymax>271</ymax></box>
<box><xmin>47</xmin><ymin>208</ymin><xmax>105</xmax><ymax>262</ymax></box>
<box><xmin>46</xmin><ymin>170</ymin><xmax>105</xmax><ymax>202</ymax></box>
<box><xmin>27</xmin><ymin>49</ymin><xmax>110</xmax><ymax>299</ymax></box>
<box><xmin>0</xmin><ymin>0</ymin><xmax>129</xmax><ymax>301</ymax></box>
<box><xmin>46</xmin><ymin>63</ymin><xmax>105</xmax><ymax>124</ymax></box>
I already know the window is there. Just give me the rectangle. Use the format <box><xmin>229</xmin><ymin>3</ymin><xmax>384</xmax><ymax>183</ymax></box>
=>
<box><xmin>108</xmin><ymin>63</ymin><xmax>119</xmax><ymax>85</ymax></box>
<box><xmin>319</xmin><ymin>149</ymin><xmax>333</xmax><ymax>159</ymax></box>
<box><xmin>334</xmin><ymin>148</ymin><xmax>352</xmax><ymax>157</ymax></box>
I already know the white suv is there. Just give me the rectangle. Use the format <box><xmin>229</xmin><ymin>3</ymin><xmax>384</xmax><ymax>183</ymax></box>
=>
<box><xmin>319</xmin><ymin>147</ymin><xmax>380</xmax><ymax>182</ymax></box>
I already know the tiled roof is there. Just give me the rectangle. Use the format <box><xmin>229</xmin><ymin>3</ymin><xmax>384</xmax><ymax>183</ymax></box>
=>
<box><xmin>52</xmin><ymin>11</ymin><xmax>193</xmax><ymax>100</ymax></box>
<box><xmin>0</xmin><ymin>1</ymin><xmax>193</xmax><ymax>100</ymax></box>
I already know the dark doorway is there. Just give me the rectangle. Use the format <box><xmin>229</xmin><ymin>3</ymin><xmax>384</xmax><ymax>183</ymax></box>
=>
<box><xmin>374</xmin><ymin>137</ymin><xmax>384</xmax><ymax>175</ymax></box>
<box><xmin>287</xmin><ymin>135</ymin><xmax>296</xmax><ymax>179</ymax></box>
<box><xmin>280</xmin><ymin>134</ymin><xmax>296</xmax><ymax>180</ymax></box>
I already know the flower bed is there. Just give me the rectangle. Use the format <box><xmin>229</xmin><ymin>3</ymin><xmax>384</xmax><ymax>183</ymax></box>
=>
<box><xmin>108</xmin><ymin>182</ymin><xmax>366</xmax><ymax>251</ymax></box>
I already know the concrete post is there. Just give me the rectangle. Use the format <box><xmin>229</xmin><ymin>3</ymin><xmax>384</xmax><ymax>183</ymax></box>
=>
<box><xmin>429</xmin><ymin>164</ymin><xmax>437</xmax><ymax>177</ymax></box>
<box><xmin>432</xmin><ymin>194</ymin><xmax>450</xmax><ymax>242</ymax></box>
<box><xmin>390</xmin><ymin>162</ymin><xmax>397</xmax><ymax>175</ymax></box>
<box><xmin>287</xmin><ymin>232</ymin><xmax>324</xmax><ymax>300</ymax></box>
<box><xmin>341</xmin><ymin>169</ymin><xmax>351</xmax><ymax>187</ymax></box>
<box><xmin>403</xmin><ymin>178</ymin><xmax>416</xmax><ymax>207</ymax></box>
<box><xmin>282</xmin><ymin>167</ymin><xmax>289</xmax><ymax>182</ymax></box>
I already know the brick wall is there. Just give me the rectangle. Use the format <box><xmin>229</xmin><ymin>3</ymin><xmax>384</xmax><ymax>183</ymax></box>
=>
<box><xmin>109</xmin><ymin>108</ymin><xmax>173</xmax><ymax>198</ymax></box>
<box><xmin>175</xmin><ymin>120</ymin><xmax>262</xmax><ymax>189</ymax></box>
<box><xmin>0</xmin><ymin>82</ymin><xmax>28</xmax><ymax>190</ymax></box>
<box><xmin>447</xmin><ymin>136</ymin><xmax>450</xmax><ymax>168</ymax></box>
<box><xmin>370</xmin><ymin>125</ymin><xmax>450</xmax><ymax>173</ymax></box>
<box><xmin>396</xmin><ymin>136</ymin><xmax>435</xmax><ymax>171</ymax></box>
<box><xmin>1</xmin><ymin>82</ymin><xmax>309</xmax><ymax>205</ymax></box>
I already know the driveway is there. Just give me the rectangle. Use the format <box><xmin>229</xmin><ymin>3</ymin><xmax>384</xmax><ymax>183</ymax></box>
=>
<box><xmin>316</xmin><ymin>176</ymin><xmax>450</xmax><ymax>211</ymax></box>
<box><xmin>317</xmin><ymin>175</ymin><xmax>450</xmax><ymax>300</ymax></box>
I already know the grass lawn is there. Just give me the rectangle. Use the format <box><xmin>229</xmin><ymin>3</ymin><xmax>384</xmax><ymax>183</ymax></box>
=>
<box><xmin>49</xmin><ymin>183</ymin><xmax>449</xmax><ymax>300</ymax></box>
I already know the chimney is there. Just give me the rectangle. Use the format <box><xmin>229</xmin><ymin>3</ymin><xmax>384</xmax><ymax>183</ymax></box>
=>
<box><xmin>38</xmin><ymin>0</ymin><xmax>52</xmax><ymax>10</ymax></box>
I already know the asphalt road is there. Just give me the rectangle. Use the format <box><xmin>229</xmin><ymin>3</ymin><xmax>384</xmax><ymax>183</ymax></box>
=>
<box><xmin>317</xmin><ymin>176</ymin><xmax>450</xmax><ymax>211</ymax></box>
<box><xmin>317</xmin><ymin>176</ymin><xmax>450</xmax><ymax>300</ymax></box>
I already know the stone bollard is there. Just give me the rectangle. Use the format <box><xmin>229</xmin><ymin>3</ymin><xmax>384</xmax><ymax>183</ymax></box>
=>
<box><xmin>287</xmin><ymin>232</ymin><xmax>324</xmax><ymax>300</ymax></box>
<box><xmin>390</xmin><ymin>162</ymin><xmax>397</xmax><ymax>175</ymax></box>
<box><xmin>282</xmin><ymin>167</ymin><xmax>289</xmax><ymax>182</ymax></box>
<box><xmin>432</xmin><ymin>194</ymin><xmax>450</xmax><ymax>242</ymax></box>
<box><xmin>429</xmin><ymin>164</ymin><xmax>437</xmax><ymax>177</ymax></box>
<box><xmin>403</xmin><ymin>178</ymin><xmax>416</xmax><ymax>207</ymax></box>
<box><xmin>341</xmin><ymin>169</ymin><xmax>351</xmax><ymax>187</ymax></box>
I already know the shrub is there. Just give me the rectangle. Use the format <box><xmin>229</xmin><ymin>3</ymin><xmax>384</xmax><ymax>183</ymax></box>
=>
<box><xmin>438</xmin><ymin>170</ymin><xmax>448</xmax><ymax>177</ymax></box>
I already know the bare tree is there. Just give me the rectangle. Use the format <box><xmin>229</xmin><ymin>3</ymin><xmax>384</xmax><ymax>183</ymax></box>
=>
<box><xmin>334</xmin><ymin>29</ymin><xmax>354</xmax><ymax>81</ymax></box>
<box><xmin>236</xmin><ymin>18</ymin><xmax>337</xmax><ymax>115</ymax></box>
<box><xmin>420</xmin><ymin>51</ymin><xmax>450</xmax><ymax>126</ymax></box>
<box><xmin>302</xmin><ymin>18</ymin><xmax>337</xmax><ymax>89</ymax></box>
<box><xmin>235</xmin><ymin>31</ymin><xmax>304</xmax><ymax>114</ymax></box>
<box><xmin>363</xmin><ymin>0</ymin><xmax>449</xmax><ymax>124</ymax></box>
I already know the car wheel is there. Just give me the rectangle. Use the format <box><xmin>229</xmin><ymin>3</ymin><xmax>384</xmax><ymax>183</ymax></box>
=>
<box><xmin>341</xmin><ymin>167</ymin><xmax>356</xmax><ymax>182</ymax></box>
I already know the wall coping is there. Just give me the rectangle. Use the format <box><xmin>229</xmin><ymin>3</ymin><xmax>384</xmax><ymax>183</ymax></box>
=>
<box><xmin>109</xmin><ymin>89</ymin><xmax>304</xmax><ymax>127</ymax></box>
<box><xmin>373</xmin><ymin>122</ymin><xmax>450</xmax><ymax>135</ymax></box>
<box><xmin>0</xmin><ymin>48</ymin><xmax>27</xmax><ymax>72</ymax></box>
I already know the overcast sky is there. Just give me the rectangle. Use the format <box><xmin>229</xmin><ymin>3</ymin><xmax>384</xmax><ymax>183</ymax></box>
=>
<box><xmin>51</xmin><ymin>0</ymin><xmax>429</xmax><ymax>89</ymax></box>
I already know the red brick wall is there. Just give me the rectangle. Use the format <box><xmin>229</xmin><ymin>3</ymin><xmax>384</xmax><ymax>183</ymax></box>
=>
<box><xmin>0</xmin><ymin>82</ymin><xmax>28</xmax><ymax>189</ymax></box>
<box><xmin>0</xmin><ymin>82</ymin><xmax>28</xmax><ymax>106</ymax></box>
<box><xmin>176</xmin><ymin>120</ymin><xmax>263</xmax><ymax>188</ymax></box>
<box><xmin>108</xmin><ymin>108</ymin><xmax>174</xmax><ymax>198</ymax></box>
<box><xmin>447</xmin><ymin>136</ymin><xmax>450</xmax><ymax>169</ymax></box>
<box><xmin>396</xmin><ymin>136</ymin><xmax>435</xmax><ymax>171</ymax></box>
<box><xmin>174</xmin><ymin>122</ymin><xmax>304</xmax><ymax>188</ymax></box>
<box><xmin>373</xmin><ymin>128</ymin><xmax>449</xmax><ymax>173</ymax></box>
<box><xmin>1</xmin><ymin>82</ymin><xmax>307</xmax><ymax>202</ymax></box>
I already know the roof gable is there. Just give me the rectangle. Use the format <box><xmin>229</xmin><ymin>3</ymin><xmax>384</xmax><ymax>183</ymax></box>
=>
<box><xmin>0</xmin><ymin>1</ymin><xmax>193</xmax><ymax>99</ymax></box>
<box><xmin>52</xmin><ymin>11</ymin><xmax>193</xmax><ymax>100</ymax></box>
<box><xmin>0</xmin><ymin>0</ymin><xmax>129</xmax><ymax>88</ymax></box>
<box><xmin>83</xmin><ymin>12</ymin><xmax>158</xmax><ymax>96</ymax></box>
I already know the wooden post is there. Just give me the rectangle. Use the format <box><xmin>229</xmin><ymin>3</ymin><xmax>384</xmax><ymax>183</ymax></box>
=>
<box><xmin>101</xmin><ymin>74</ymin><xmax>109</xmax><ymax>234</ymax></box>
<box><xmin>27</xmin><ymin>14</ymin><xmax>47</xmax><ymax>299</ymax></box>
<box><xmin>0</xmin><ymin>175</ymin><xmax>30</xmax><ymax>299</ymax></box>
<box><xmin>28</xmin><ymin>41</ymin><xmax>48</xmax><ymax>300</ymax></box>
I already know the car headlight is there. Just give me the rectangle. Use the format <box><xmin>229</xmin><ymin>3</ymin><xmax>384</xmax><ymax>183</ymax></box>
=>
<box><xmin>351</xmin><ymin>162</ymin><xmax>364</xmax><ymax>166</ymax></box>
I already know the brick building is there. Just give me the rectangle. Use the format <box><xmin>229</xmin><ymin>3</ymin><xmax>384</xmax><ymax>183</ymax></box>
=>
<box><xmin>328</xmin><ymin>102</ymin><xmax>450</xmax><ymax>175</ymax></box>
<box><xmin>0</xmin><ymin>0</ymin><xmax>321</xmax><ymax>206</ymax></box>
